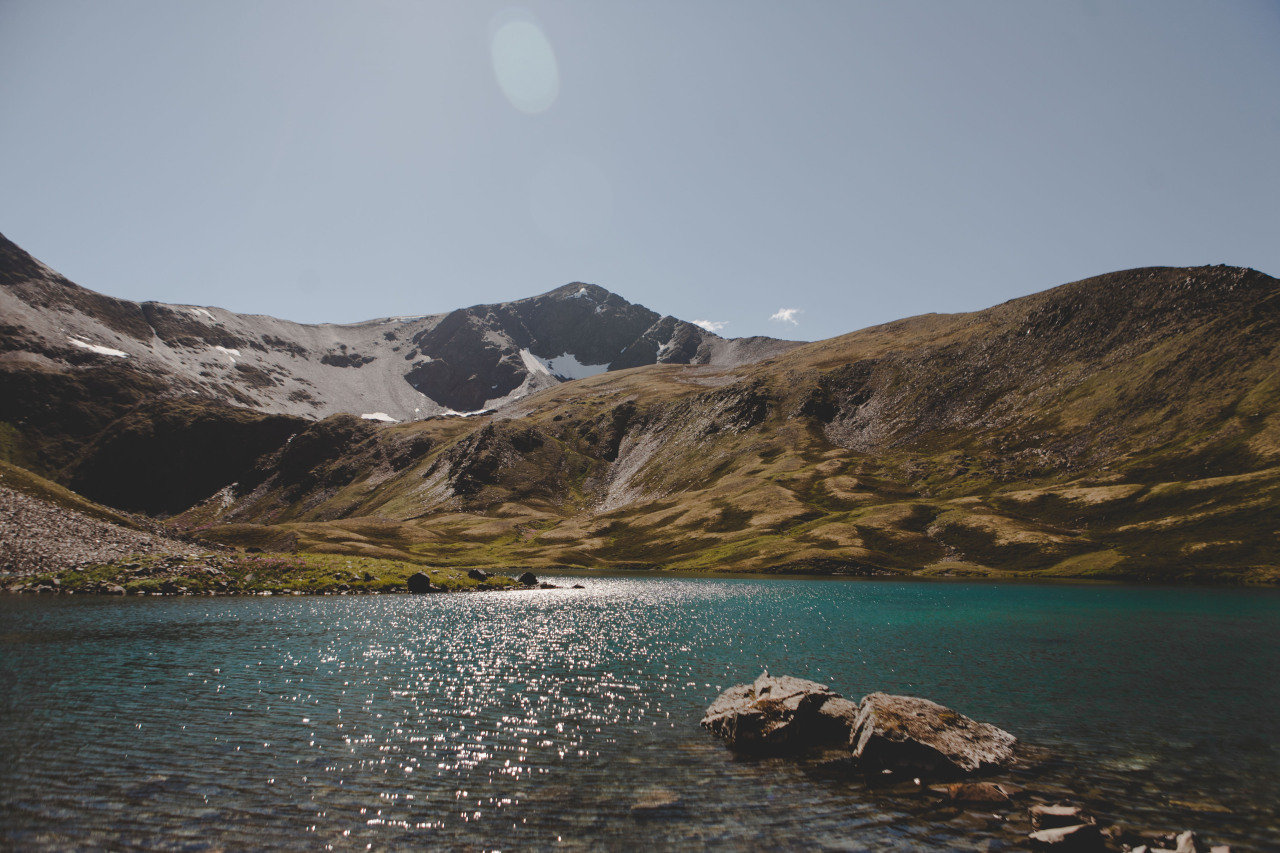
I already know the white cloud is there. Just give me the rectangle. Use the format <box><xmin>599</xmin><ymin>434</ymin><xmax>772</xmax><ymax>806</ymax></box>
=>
<box><xmin>692</xmin><ymin>319</ymin><xmax>727</xmax><ymax>332</ymax></box>
<box><xmin>770</xmin><ymin>308</ymin><xmax>801</xmax><ymax>326</ymax></box>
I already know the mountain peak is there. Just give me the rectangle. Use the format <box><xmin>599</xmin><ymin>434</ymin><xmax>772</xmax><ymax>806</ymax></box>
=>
<box><xmin>0</xmin><ymin>236</ymin><xmax>800</xmax><ymax>423</ymax></box>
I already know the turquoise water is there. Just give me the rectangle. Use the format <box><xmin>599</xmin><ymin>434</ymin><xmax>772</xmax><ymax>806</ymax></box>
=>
<box><xmin>1</xmin><ymin>577</ymin><xmax>1277</xmax><ymax>851</ymax></box>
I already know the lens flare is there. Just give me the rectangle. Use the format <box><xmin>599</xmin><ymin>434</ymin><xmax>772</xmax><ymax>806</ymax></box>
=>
<box><xmin>490</xmin><ymin>19</ymin><xmax>559</xmax><ymax>114</ymax></box>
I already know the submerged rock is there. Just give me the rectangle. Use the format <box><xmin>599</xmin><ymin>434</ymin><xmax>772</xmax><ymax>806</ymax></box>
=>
<box><xmin>849</xmin><ymin>692</ymin><xmax>1017</xmax><ymax>777</ymax></box>
<box><xmin>700</xmin><ymin>672</ymin><xmax>858</xmax><ymax>751</ymax></box>
<box><xmin>1030</xmin><ymin>803</ymin><xmax>1093</xmax><ymax>831</ymax></box>
<box><xmin>945</xmin><ymin>780</ymin><xmax>1016</xmax><ymax>805</ymax></box>
<box><xmin>1130</xmin><ymin>830</ymin><xmax>1223</xmax><ymax>853</ymax></box>
<box><xmin>1028</xmin><ymin>822</ymin><xmax>1105</xmax><ymax>851</ymax></box>
<box><xmin>630</xmin><ymin>787</ymin><xmax>683</xmax><ymax>815</ymax></box>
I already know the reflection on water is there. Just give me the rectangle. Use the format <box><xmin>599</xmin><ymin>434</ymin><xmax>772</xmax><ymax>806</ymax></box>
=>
<box><xmin>1</xmin><ymin>577</ymin><xmax>1277</xmax><ymax>851</ymax></box>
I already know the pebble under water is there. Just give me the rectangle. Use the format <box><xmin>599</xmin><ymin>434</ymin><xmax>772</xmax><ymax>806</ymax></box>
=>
<box><xmin>1</xmin><ymin>576</ymin><xmax>1277</xmax><ymax>852</ymax></box>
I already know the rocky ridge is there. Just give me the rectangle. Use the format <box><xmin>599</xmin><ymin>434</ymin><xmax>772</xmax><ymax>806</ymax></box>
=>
<box><xmin>0</xmin><ymin>232</ymin><xmax>797</xmax><ymax>428</ymax></box>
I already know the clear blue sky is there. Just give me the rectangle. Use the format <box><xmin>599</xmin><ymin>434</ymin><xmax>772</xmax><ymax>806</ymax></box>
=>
<box><xmin>2</xmin><ymin>1</ymin><xmax>1277</xmax><ymax>341</ymax></box>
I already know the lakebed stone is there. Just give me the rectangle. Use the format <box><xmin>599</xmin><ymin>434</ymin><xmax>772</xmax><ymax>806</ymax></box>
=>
<box><xmin>1030</xmin><ymin>803</ymin><xmax>1094</xmax><ymax>831</ymax></box>
<box><xmin>1028</xmin><ymin>822</ymin><xmax>1105</xmax><ymax>851</ymax></box>
<box><xmin>945</xmin><ymin>781</ymin><xmax>1017</xmax><ymax>805</ymax></box>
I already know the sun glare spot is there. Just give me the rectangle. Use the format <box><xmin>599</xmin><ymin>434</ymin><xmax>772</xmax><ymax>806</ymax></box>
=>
<box><xmin>490</xmin><ymin>17</ymin><xmax>559</xmax><ymax>114</ymax></box>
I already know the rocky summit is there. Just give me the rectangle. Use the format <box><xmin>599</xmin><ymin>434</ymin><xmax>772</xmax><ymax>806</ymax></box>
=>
<box><xmin>1</xmin><ymin>232</ymin><xmax>1278</xmax><ymax>584</ymax></box>
<box><xmin>0</xmin><ymin>231</ymin><xmax>796</xmax><ymax>422</ymax></box>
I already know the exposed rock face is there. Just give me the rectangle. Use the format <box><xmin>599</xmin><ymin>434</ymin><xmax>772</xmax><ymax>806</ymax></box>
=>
<box><xmin>517</xmin><ymin>571</ymin><xmax>538</xmax><ymax>585</ymax></box>
<box><xmin>850</xmin><ymin>692</ymin><xmax>1017</xmax><ymax>776</ymax></box>
<box><xmin>700</xmin><ymin>672</ymin><xmax>859</xmax><ymax>751</ymax></box>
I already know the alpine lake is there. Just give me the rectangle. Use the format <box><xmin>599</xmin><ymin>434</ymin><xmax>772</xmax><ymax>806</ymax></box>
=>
<box><xmin>2</xmin><ymin>574</ymin><xmax>1277</xmax><ymax>852</ymax></box>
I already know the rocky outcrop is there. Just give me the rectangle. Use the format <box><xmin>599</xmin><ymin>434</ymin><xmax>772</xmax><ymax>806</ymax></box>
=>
<box><xmin>700</xmin><ymin>672</ymin><xmax>861</xmax><ymax>751</ymax></box>
<box><xmin>850</xmin><ymin>692</ymin><xmax>1018</xmax><ymax>777</ymax></box>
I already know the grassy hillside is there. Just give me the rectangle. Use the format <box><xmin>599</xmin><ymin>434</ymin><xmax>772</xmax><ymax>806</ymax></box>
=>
<box><xmin>159</xmin><ymin>265</ymin><xmax>1280</xmax><ymax>583</ymax></box>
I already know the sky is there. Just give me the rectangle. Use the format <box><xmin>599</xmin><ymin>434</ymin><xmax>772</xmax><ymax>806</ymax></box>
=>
<box><xmin>1</xmin><ymin>1</ymin><xmax>1277</xmax><ymax>342</ymax></box>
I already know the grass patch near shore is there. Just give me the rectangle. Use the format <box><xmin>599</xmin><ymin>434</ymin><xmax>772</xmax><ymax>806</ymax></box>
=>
<box><xmin>9</xmin><ymin>552</ymin><xmax>522</xmax><ymax>595</ymax></box>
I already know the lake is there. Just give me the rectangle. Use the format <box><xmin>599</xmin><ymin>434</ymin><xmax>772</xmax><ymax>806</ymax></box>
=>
<box><xmin>1</xmin><ymin>576</ymin><xmax>1277</xmax><ymax>851</ymax></box>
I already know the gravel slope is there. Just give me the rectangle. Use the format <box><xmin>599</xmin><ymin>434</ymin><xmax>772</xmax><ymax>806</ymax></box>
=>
<box><xmin>0</xmin><ymin>485</ymin><xmax>200</xmax><ymax>576</ymax></box>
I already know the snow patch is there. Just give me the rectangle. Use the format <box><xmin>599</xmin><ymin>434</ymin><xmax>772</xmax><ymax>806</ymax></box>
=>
<box><xmin>520</xmin><ymin>348</ymin><xmax>555</xmax><ymax>378</ymax></box>
<box><xmin>441</xmin><ymin>408</ymin><xmax>492</xmax><ymax>418</ymax></box>
<box><xmin>214</xmin><ymin>346</ymin><xmax>240</xmax><ymax>362</ymax></box>
<box><xmin>67</xmin><ymin>336</ymin><xmax>129</xmax><ymax>358</ymax></box>
<box><xmin>520</xmin><ymin>348</ymin><xmax>607</xmax><ymax>380</ymax></box>
<box><xmin>187</xmin><ymin>307</ymin><xmax>216</xmax><ymax>321</ymax></box>
<box><xmin>568</xmin><ymin>286</ymin><xmax>592</xmax><ymax>300</ymax></box>
<box><xmin>361</xmin><ymin>412</ymin><xmax>397</xmax><ymax>422</ymax></box>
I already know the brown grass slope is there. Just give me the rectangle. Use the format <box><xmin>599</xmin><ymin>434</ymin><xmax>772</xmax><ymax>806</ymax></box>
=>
<box><xmin>167</xmin><ymin>265</ymin><xmax>1279</xmax><ymax>583</ymax></box>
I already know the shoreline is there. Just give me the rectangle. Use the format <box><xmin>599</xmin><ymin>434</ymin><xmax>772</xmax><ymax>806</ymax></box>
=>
<box><xmin>5</xmin><ymin>551</ymin><xmax>1279</xmax><ymax>597</ymax></box>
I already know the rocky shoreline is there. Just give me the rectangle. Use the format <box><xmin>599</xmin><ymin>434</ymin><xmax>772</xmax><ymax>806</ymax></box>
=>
<box><xmin>702</xmin><ymin>673</ymin><xmax>1233</xmax><ymax>853</ymax></box>
<box><xmin>0</xmin><ymin>553</ymin><xmax>588</xmax><ymax>596</ymax></box>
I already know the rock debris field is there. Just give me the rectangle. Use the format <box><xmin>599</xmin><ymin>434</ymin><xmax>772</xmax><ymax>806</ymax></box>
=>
<box><xmin>0</xmin><ymin>485</ymin><xmax>200</xmax><ymax>576</ymax></box>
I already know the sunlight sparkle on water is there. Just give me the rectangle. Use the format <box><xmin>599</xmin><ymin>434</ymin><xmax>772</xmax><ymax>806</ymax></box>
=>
<box><xmin>1</xmin><ymin>576</ymin><xmax>1276</xmax><ymax>851</ymax></box>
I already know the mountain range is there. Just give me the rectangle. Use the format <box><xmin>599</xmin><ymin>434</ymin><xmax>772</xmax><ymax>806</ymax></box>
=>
<box><xmin>2</xmin><ymin>231</ymin><xmax>1277</xmax><ymax>583</ymax></box>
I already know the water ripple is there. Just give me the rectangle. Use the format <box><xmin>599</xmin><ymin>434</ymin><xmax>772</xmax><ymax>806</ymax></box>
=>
<box><xmin>1</xmin><ymin>577</ymin><xmax>1277</xmax><ymax>851</ymax></box>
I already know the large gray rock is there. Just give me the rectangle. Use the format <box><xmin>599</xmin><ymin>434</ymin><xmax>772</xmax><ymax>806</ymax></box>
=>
<box><xmin>849</xmin><ymin>692</ymin><xmax>1017</xmax><ymax>777</ymax></box>
<box><xmin>406</xmin><ymin>572</ymin><xmax>441</xmax><ymax>593</ymax></box>
<box><xmin>700</xmin><ymin>672</ymin><xmax>858</xmax><ymax>751</ymax></box>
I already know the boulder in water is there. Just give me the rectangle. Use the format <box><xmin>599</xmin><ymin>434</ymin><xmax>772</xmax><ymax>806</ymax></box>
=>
<box><xmin>700</xmin><ymin>672</ymin><xmax>859</xmax><ymax>751</ymax></box>
<box><xmin>849</xmin><ymin>692</ymin><xmax>1017</xmax><ymax>777</ymax></box>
